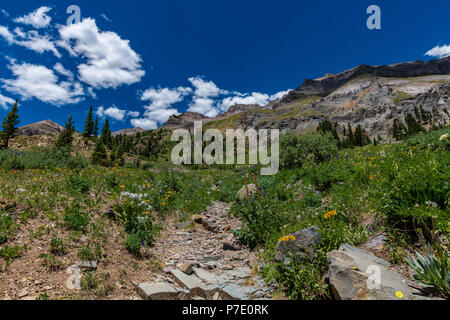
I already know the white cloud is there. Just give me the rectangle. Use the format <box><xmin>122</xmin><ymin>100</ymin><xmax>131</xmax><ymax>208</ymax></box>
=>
<box><xmin>425</xmin><ymin>44</ymin><xmax>450</xmax><ymax>59</ymax></box>
<box><xmin>0</xmin><ymin>25</ymin><xmax>60</xmax><ymax>57</ymax></box>
<box><xmin>1</xmin><ymin>61</ymin><xmax>84</xmax><ymax>105</ymax></box>
<box><xmin>101</xmin><ymin>14</ymin><xmax>112</xmax><ymax>22</ymax></box>
<box><xmin>0</xmin><ymin>26</ymin><xmax>14</xmax><ymax>43</ymax></box>
<box><xmin>127</xmin><ymin>111</ymin><xmax>139</xmax><ymax>117</ymax></box>
<box><xmin>14</xmin><ymin>6</ymin><xmax>52</xmax><ymax>29</ymax></box>
<box><xmin>130</xmin><ymin>118</ymin><xmax>157</xmax><ymax>130</ymax></box>
<box><xmin>219</xmin><ymin>92</ymin><xmax>270</xmax><ymax>111</ymax></box>
<box><xmin>270</xmin><ymin>89</ymin><xmax>292</xmax><ymax>101</ymax></box>
<box><xmin>53</xmin><ymin>62</ymin><xmax>74</xmax><ymax>80</ymax></box>
<box><xmin>188</xmin><ymin>97</ymin><xmax>218</xmax><ymax>117</ymax></box>
<box><xmin>1</xmin><ymin>9</ymin><xmax>9</xmax><ymax>18</ymax></box>
<box><xmin>188</xmin><ymin>76</ymin><xmax>227</xmax><ymax>98</ymax></box>
<box><xmin>96</xmin><ymin>105</ymin><xmax>127</xmax><ymax>121</ymax></box>
<box><xmin>132</xmin><ymin>86</ymin><xmax>191</xmax><ymax>126</ymax></box>
<box><xmin>0</xmin><ymin>92</ymin><xmax>15</xmax><ymax>109</ymax></box>
<box><xmin>13</xmin><ymin>27</ymin><xmax>60</xmax><ymax>57</ymax></box>
<box><xmin>58</xmin><ymin>18</ymin><xmax>145</xmax><ymax>89</ymax></box>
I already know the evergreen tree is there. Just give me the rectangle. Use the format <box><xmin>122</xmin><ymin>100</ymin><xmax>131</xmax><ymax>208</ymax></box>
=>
<box><xmin>101</xmin><ymin>118</ymin><xmax>112</xmax><ymax>148</ymax></box>
<box><xmin>1</xmin><ymin>99</ymin><xmax>19</xmax><ymax>148</ymax></box>
<box><xmin>93</xmin><ymin>117</ymin><xmax>99</xmax><ymax>137</ymax></box>
<box><xmin>91</xmin><ymin>140</ymin><xmax>108</xmax><ymax>166</ymax></box>
<box><xmin>82</xmin><ymin>106</ymin><xmax>95</xmax><ymax>138</ymax></box>
<box><xmin>55</xmin><ymin>115</ymin><xmax>75</xmax><ymax>149</ymax></box>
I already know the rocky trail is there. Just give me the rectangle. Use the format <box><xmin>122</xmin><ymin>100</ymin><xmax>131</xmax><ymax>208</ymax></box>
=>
<box><xmin>132</xmin><ymin>202</ymin><xmax>275</xmax><ymax>300</ymax></box>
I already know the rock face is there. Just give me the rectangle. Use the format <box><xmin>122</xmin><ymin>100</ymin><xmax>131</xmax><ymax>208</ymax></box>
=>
<box><xmin>326</xmin><ymin>244</ymin><xmax>434</xmax><ymax>300</ymax></box>
<box><xmin>16</xmin><ymin>120</ymin><xmax>63</xmax><ymax>136</ymax></box>
<box><xmin>161</xmin><ymin>57</ymin><xmax>450</xmax><ymax>139</ymax></box>
<box><xmin>275</xmin><ymin>226</ymin><xmax>321</xmax><ymax>264</ymax></box>
<box><xmin>162</xmin><ymin>112</ymin><xmax>209</xmax><ymax>130</ymax></box>
<box><xmin>112</xmin><ymin>127</ymin><xmax>145</xmax><ymax>136</ymax></box>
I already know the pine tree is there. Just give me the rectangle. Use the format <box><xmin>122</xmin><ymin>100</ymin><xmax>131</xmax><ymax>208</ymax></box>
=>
<box><xmin>91</xmin><ymin>140</ymin><xmax>108</xmax><ymax>166</ymax></box>
<box><xmin>82</xmin><ymin>106</ymin><xmax>95</xmax><ymax>138</ymax></box>
<box><xmin>93</xmin><ymin>117</ymin><xmax>99</xmax><ymax>137</ymax></box>
<box><xmin>2</xmin><ymin>99</ymin><xmax>20</xmax><ymax>148</ymax></box>
<box><xmin>101</xmin><ymin>118</ymin><xmax>112</xmax><ymax>148</ymax></box>
<box><xmin>55</xmin><ymin>115</ymin><xmax>75</xmax><ymax>149</ymax></box>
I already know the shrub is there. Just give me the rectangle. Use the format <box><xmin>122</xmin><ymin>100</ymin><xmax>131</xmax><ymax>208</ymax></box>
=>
<box><xmin>39</xmin><ymin>253</ymin><xmax>63</xmax><ymax>271</ymax></box>
<box><xmin>67</xmin><ymin>174</ymin><xmax>90</xmax><ymax>194</ymax></box>
<box><xmin>78</xmin><ymin>244</ymin><xmax>102</xmax><ymax>261</ymax></box>
<box><xmin>125</xmin><ymin>233</ymin><xmax>142</xmax><ymax>255</ymax></box>
<box><xmin>64</xmin><ymin>202</ymin><xmax>90</xmax><ymax>232</ymax></box>
<box><xmin>232</xmin><ymin>198</ymin><xmax>289</xmax><ymax>249</ymax></box>
<box><xmin>406</xmin><ymin>244</ymin><xmax>450</xmax><ymax>297</ymax></box>
<box><xmin>50</xmin><ymin>237</ymin><xmax>67</xmax><ymax>256</ymax></box>
<box><xmin>280</xmin><ymin>132</ymin><xmax>338</xmax><ymax>169</ymax></box>
<box><xmin>0</xmin><ymin>214</ymin><xmax>14</xmax><ymax>245</ymax></box>
<box><xmin>0</xmin><ymin>245</ymin><xmax>21</xmax><ymax>269</ymax></box>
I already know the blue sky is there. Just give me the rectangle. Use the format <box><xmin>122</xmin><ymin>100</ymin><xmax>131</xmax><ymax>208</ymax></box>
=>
<box><xmin>0</xmin><ymin>0</ymin><xmax>449</xmax><ymax>132</ymax></box>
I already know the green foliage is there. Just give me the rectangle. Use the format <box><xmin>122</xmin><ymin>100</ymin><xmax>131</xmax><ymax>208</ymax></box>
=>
<box><xmin>100</xmin><ymin>118</ymin><xmax>112</xmax><ymax>148</ymax></box>
<box><xmin>232</xmin><ymin>197</ymin><xmax>290</xmax><ymax>249</ymax></box>
<box><xmin>39</xmin><ymin>253</ymin><xmax>63</xmax><ymax>271</ymax></box>
<box><xmin>1</xmin><ymin>99</ymin><xmax>19</xmax><ymax>148</ymax></box>
<box><xmin>393</xmin><ymin>90</ymin><xmax>412</xmax><ymax>104</ymax></box>
<box><xmin>67</xmin><ymin>174</ymin><xmax>90</xmax><ymax>194</ymax></box>
<box><xmin>406</xmin><ymin>244</ymin><xmax>450</xmax><ymax>297</ymax></box>
<box><xmin>0</xmin><ymin>245</ymin><xmax>21</xmax><ymax>268</ymax></box>
<box><xmin>55</xmin><ymin>115</ymin><xmax>76</xmax><ymax>149</ymax></box>
<box><xmin>50</xmin><ymin>237</ymin><xmax>67</xmax><ymax>255</ymax></box>
<box><xmin>64</xmin><ymin>201</ymin><xmax>90</xmax><ymax>232</ymax></box>
<box><xmin>280</xmin><ymin>132</ymin><xmax>338</xmax><ymax>169</ymax></box>
<box><xmin>125</xmin><ymin>233</ymin><xmax>142</xmax><ymax>255</ymax></box>
<box><xmin>0</xmin><ymin>214</ymin><xmax>14</xmax><ymax>244</ymax></box>
<box><xmin>78</xmin><ymin>243</ymin><xmax>102</xmax><ymax>261</ymax></box>
<box><xmin>82</xmin><ymin>106</ymin><xmax>95</xmax><ymax>138</ymax></box>
<box><xmin>91</xmin><ymin>140</ymin><xmax>108</xmax><ymax>166</ymax></box>
<box><xmin>81</xmin><ymin>271</ymin><xmax>114</xmax><ymax>297</ymax></box>
<box><xmin>0</xmin><ymin>147</ymin><xmax>88</xmax><ymax>170</ymax></box>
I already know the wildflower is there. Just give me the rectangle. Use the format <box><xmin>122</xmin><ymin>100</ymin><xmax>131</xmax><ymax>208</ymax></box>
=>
<box><xmin>369</xmin><ymin>175</ymin><xmax>375</xmax><ymax>180</ymax></box>
<box><xmin>324</xmin><ymin>210</ymin><xmax>337</xmax><ymax>219</ymax></box>
<box><xmin>395</xmin><ymin>291</ymin><xmax>404</xmax><ymax>299</ymax></box>
<box><xmin>120</xmin><ymin>185</ymin><xmax>125</xmax><ymax>189</ymax></box>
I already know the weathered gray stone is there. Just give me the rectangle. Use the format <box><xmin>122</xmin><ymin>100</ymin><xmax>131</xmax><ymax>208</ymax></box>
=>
<box><xmin>275</xmin><ymin>226</ymin><xmax>321</xmax><ymax>264</ymax></box>
<box><xmin>180</xmin><ymin>261</ymin><xmax>199</xmax><ymax>275</ymax></box>
<box><xmin>133</xmin><ymin>281</ymin><xmax>179</xmax><ymax>300</ymax></box>
<box><xmin>327</xmin><ymin>244</ymin><xmax>436</xmax><ymax>300</ymax></box>
<box><xmin>170</xmin><ymin>269</ymin><xmax>208</xmax><ymax>297</ymax></box>
<box><xmin>221</xmin><ymin>284</ymin><xmax>258</xmax><ymax>300</ymax></box>
<box><xmin>363</xmin><ymin>233</ymin><xmax>387</xmax><ymax>251</ymax></box>
<box><xmin>192</xmin><ymin>267</ymin><xmax>225</xmax><ymax>285</ymax></box>
<box><xmin>236</xmin><ymin>184</ymin><xmax>258</xmax><ymax>201</ymax></box>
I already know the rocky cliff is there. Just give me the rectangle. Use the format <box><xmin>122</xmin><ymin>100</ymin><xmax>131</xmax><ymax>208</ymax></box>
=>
<box><xmin>162</xmin><ymin>57</ymin><xmax>450</xmax><ymax>139</ymax></box>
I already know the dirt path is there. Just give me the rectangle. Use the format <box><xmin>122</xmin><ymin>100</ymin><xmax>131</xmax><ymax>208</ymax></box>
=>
<box><xmin>133</xmin><ymin>201</ymin><xmax>274</xmax><ymax>300</ymax></box>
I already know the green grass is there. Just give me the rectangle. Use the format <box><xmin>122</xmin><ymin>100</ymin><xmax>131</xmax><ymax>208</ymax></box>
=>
<box><xmin>0</xmin><ymin>126</ymin><xmax>448</xmax><ymax>299</ymax></box>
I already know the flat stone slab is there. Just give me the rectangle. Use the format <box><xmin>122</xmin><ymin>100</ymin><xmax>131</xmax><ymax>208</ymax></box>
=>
<box><xmin>192</xmin><ymin>267</ymin><xmax>225</xmax><ymax>285</ymax></box>
<box><xmin>133</xmin><ymin>281</ymin><xmax>179</xmax><ymax>300</ymax></box>
<box><xmin>327</xmin><ymin>244</ymin><xmax>437</xmax><ymax>300</ymax></box>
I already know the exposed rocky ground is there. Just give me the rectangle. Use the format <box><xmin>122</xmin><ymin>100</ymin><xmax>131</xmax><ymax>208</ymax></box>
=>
<box><xmin>134</xmin><ymin>202</ymin><xmax>275</xmax><ymax>300</ymax></box>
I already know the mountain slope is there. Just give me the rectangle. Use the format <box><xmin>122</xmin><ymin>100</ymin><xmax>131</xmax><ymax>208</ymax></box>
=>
<box><xmin>162</xmin><ymin>57</ymin><xmax>450</xmax><ymax>138</ymax></box>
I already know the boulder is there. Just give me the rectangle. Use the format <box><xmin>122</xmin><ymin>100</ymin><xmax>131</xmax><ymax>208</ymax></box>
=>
<box><xmin>326</xmin><ymin>244</ymin><xmax>436</xmax><ymax>300</ymax></box>
<box><xmin>236</xmin><ymin>184</ymin><xmax>258</xmax><ymax>201</ymax></box>
<box><xmin>132</xmin><ymin>281</ymin><xmax>180</xmax><ymax>300</ymax></box>
<box><xmin>275</xmin><ymin>226</ymin><xmax>321</xmax><ymax>264</ymax></box>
